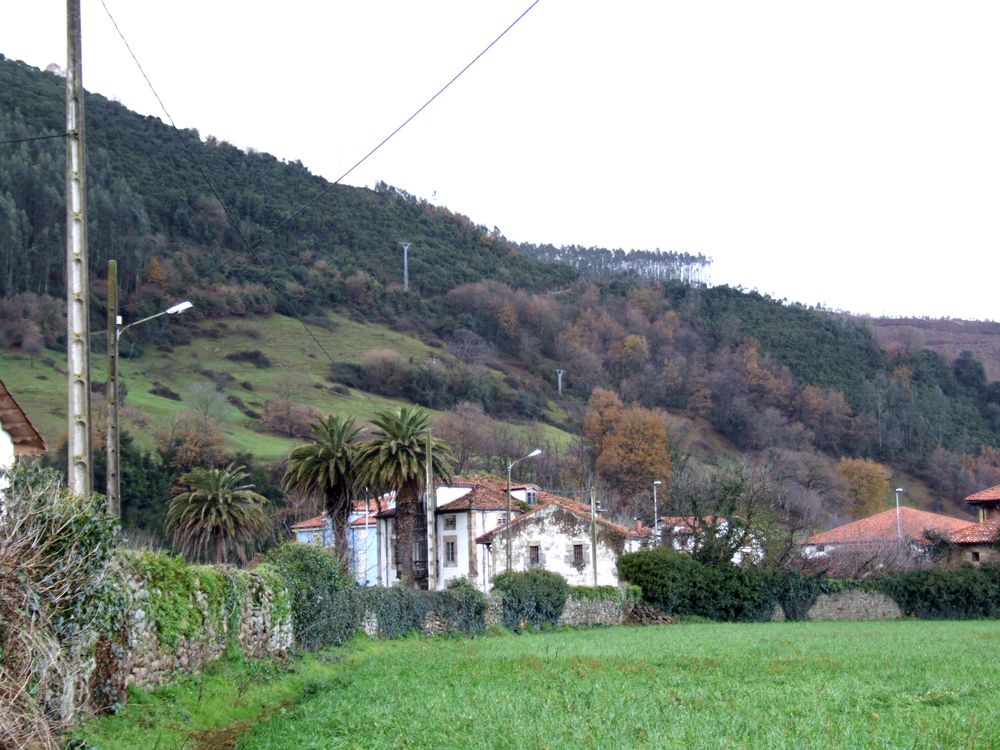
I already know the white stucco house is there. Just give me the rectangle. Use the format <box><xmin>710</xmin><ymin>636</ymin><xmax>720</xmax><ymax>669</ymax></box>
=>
<box><xmin>297</xmin><ymin>474</ymin><xmax>645</xmax><ymax>592</ymax></box>
<box><xmin>654</xmin><ymin>515</ymin><xmax>764</xmax><ymax>565</ymax></box>
<box><xmin>0</xmin><ymin>379</ymin><xmax>46</xmax><ymax>489</ymax></box>
<box><xmin>374</xmin><ymin>475</ymin><xmax>525</xmax><ymax>591</ymax></box>
<box><xmin>475</xmin><ymin>492</ymin><xmax>638</xmax><ymax>589</ymax></box>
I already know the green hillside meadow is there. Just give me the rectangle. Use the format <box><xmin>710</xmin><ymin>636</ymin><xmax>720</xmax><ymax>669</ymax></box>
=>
<box><xmin>0</xmin><ymin>312</ymin><xmax>574</xmax><ymax>460</ymax></box>
<box><xmin>73</xmin><ymin>620</ymin><xmax>1000</xmax><ymax>749</ymax></box>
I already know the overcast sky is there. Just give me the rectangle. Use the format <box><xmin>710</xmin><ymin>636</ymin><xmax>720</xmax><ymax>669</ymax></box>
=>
<box><xmin>3</xmin><ymin>1</ymin><xmax>999</xmax><ymax>320</ymax></box>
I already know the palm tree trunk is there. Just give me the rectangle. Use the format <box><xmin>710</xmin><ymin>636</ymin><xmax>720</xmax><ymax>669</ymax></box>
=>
<box><xmin>396</xmin><ymin>483</ymin><xmax>418</xmax><ymax>585</ymax></box>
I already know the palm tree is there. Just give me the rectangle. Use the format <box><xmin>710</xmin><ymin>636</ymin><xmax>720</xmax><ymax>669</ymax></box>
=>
<box><xmin>282</xmin><ymin>415</ymin><xmax>362</xmax><ymax>557</ymax></box>
<box><xmin>165</xmin><ymin>463</ymin><xmax>270</xmax><ymax>564</ymax></box>
<box><xmin>354</xmin><ymin>407</ymin><xmax>452</xmax><ymax>585</ymax></box>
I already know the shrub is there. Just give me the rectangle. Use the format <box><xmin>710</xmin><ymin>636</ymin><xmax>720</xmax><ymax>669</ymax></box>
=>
<box><xmin>262</xmin><ymin>542</ymin><xmax>362</xmax><ymax>649</ymax></box>
<box><xmin>618</xmin><ymin>547</ymin><xmax>780</xmax><ymax>622</ymax></box>
<box><xmin>491</xmin><ymin>569</ymin><xmax>569</xmax><ymax>632</ymax></box>
<box><xmin>363</xmin><ymin>583</ymin><xmax>488</xmax><ymax>638</ymax></box>
<box><xmin>878</xmin><ymin>564</ymin><xmax>1000</xmax><ymax>619</ymax></box>
<box><xmin>568</xmin><ymin>585</ymin><xmax>622</xmax><ymax>603</ymax></box>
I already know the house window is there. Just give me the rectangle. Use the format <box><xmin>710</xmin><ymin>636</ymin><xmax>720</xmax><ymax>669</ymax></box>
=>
<box><xmin>497</xmin><ymin>514</ymin><xmax>507</xmax><ymax>525</ymax></box>
<box><xmin>444</xmin><ymin>536</ymin><xmax>458</xmax><ymax>567</ymax></box>
<box><xmin>972</xmin><ymin>551</ymin><xmax>981</xmax><ymax>563</ymax></box>
<box><xmin>816</xmin><ymin>544</ymin><xmax>825</xmax><ymax>552</ymax></box>
<box><xmin>528</xmin><ymin>545</ymin><xmax>541</xmax><ymax>566</ymax></box>
<box><xmin>526</xmin><ymin>488</ymin><xmax>538</xmax><ymax>504</ymax></box>
<box><xmin>573</xmin><ymin>543</ymin><xmax>585</xmax><ymax>567</ymax></box>
<box><xmin>444</xmin><ymin>515</ymin><xmax>457</xmax><ymax>530</ymax></box>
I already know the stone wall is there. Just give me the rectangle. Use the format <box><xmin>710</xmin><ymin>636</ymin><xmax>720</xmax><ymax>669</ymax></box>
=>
<box><xmin>559</xmin><ymin>595</ymin><xmax>626</xmax><ymax>627</ymax></box>
<box><xmin>805</xmin><ymin>590</ymin><xmax>902</xmax><ymax>620</ymax></box>
<box><xmin>771</xmin><ymin>589</ymin><xmax>903</xmax><ymax>621</ymax></box>
<box><xmin>123</xmin><ymin>566</ymin><xmax>292</xmax><ymax>690</ymax></box>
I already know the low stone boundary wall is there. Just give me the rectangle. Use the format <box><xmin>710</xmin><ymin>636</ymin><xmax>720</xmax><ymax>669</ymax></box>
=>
<box><xmin>805</xmin><ymin>590</ymin><xmax>902</xmax><ymax>621</ymax></box>
<box><xmin>771</xmin><ymin>589</ymin><xmax>903</xmax><ymax>622</ymax></box>
<box><xmin>559</xmin><ymin>595</ymin><xmax>625</xmax><ymax>627</ymax></box>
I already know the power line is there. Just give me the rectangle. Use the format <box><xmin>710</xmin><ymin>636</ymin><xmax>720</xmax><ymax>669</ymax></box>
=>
<box><xmin>0</xmin><ymin>133</ymin><xmax>65</xmax><ymax>146</ymax></box>
<box><xmin>99</xmin><ymin>0</ymin><xmax>541</xmax><ymax>343</ymax></box>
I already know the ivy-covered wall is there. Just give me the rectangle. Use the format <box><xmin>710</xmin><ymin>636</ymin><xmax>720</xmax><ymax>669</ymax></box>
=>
<box><xmin>83</xmin><ymin>550</ymin><xmax>293</xmax><ymax>714</ymax></box>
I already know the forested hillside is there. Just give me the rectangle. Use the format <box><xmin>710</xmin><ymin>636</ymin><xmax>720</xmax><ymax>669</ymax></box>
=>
<box><xmin>3</xmin><ymin>54</ymin><xmax>1000</xmax><ymax>542</ymax></box>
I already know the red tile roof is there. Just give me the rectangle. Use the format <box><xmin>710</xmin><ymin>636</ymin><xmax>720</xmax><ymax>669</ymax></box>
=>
<box><xmin>0</xmin><ymin>379</ymin><xmax>46</xmax><ymax>457</ymax></box>
<box><xmin>805</xmin><ymin>506</ymin><xmax>973</xmax><ymax>546</ymax></box>
<box><xmin>950</xmin><ymin>519</ymin><xmax>1000</xmax><ymax>545</ymax></box>
<box><xmin>436</xmin><ymin>474</ymin><xmax>528</xmax><ymax>512</ymax></box>
<box><xmin>375</xmin><ymin>475</ymin><xmax>536</xmax><ymax>517</ymax></box>
<box><xmin>291</xmin><ymin>513</ymin><xmax>328</xmax><ymax>531</ymax></box>
<box><xmin>964</xmin><ymin>484</ymin><xmax>1000</xmax><ymax>504</ymax></box>
<box><xmin>476</xmin><ymin>491</ymin><xmax>631</xmax><ymax>544</ymax></box>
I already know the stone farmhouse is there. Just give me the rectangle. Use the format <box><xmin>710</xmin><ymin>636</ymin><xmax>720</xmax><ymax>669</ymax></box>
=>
<box><xmin>949</xmin><ymin>484</ymin><xmax>1000</xmax><ymax>564</ymax></box>
<box><xmin>655</xmin><ymin>515</ymin><xmax>764</xmax><ymax>565</ymax></box>
<box><xmin>475</xmin><ymin>492</ymin><xmax>642</xmax><ymax>589</ymax></box>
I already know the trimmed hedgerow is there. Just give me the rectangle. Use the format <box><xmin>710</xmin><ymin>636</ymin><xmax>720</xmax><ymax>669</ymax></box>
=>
<box><xmin>877</xmin><ymin>564</ymin><xmax>1000</xmax><ymax>620</ymax></box>
<box><xmin>568</xmin><ymin>585</ymin><xmax>622</xmax><ymax>603</ymax></box>
<box><xmin>619</xmin><ymin>547</ymin><xmax>797</xmax><ymax>622</ymax></box>
<box><xmin>364</xmin><ymin>581</ymin><xmax>488</xmax><ymax>638</ymax></box>
<box><xmin>262</xmin><ymin>542</ymin><xmax>362</xmax><ymax>649</ymax></box>
<box><xmin>491</xmin><ymin>569</ymin><xmax>569</xmax><ymax>632</ymax></box>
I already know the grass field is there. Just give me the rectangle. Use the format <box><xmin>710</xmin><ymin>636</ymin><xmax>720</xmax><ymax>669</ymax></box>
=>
<box><xmin>0</xmin><ymin>312</ymin><xmax>576</xmax><ymax>462</ymax></box>
<box><xmin>72</xmin><ymin>620</ymin><xmax>1000</xmax><ymax>749</ymax></box>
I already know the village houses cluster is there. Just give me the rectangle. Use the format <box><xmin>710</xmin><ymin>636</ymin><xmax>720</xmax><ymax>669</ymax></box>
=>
<box><xmin>2</xmin><ymin>377</ymin><xmax>997</xmax><ymax>592</ymax></box>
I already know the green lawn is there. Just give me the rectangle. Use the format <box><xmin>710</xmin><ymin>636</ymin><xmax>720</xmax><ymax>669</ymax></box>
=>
<box><xmin>72</xmin><ymin>620</ymin><xmax>1000</xmax><ymax>749</ymax></box>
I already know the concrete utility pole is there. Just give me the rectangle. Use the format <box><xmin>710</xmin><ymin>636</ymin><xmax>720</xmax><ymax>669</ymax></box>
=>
<box><xmin>425</xmin><ymin>430</ymin><xmax>437</xmax><ymax>590</ymax></box>
<box><xmin>554</xmin><ymin>369</ymin><xmax>565</xmax><ymax>396</ymax></box>
<box><xmin>66</xmin><ymin>0</ymin><xmax>92</xmax><ymax>495</ymax></box>
<box><xmin>589</xmin><ymin>484</ymin><xmax>599</xmax><ymax>586</ymax></box>
<box><xmin>401</xmin><ymin>242</ymin><xmax>410</xmax><ymax>291</ymax></box>
<box><xmin>106</xmin><ymin>261</ymin><xmax>119</xmax><ymax>517</ymax></box>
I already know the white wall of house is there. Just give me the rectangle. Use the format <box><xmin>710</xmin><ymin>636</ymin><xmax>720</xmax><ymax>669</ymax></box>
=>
<box><xmin>0</xmin><ymin>428</ymin><xmax>13</xmax><ymax>491</ymax></box>
<box><xmin>480</xmin><ymin>504</ymin><xmax>623</xmax><ymax>589</ymax></box>
<box><xmin>348</xmin><ymin>522</ymin><xmax>378</xmax><ymax>585</ymax></box>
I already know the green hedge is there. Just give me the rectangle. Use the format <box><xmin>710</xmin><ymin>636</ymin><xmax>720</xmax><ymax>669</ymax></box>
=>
<box><xmin>568</xmin><ymin>585</ymin><xmax>622</xmax><ymax>603</ymax></box>
<box><xmin>364</xmin><ymin>580</ymin><xmax>488</xmax><ymax>638</ymax></box>
<box><xmin>492</xmin><ymin>569</ymin><xmax>569</xmax><ymax>632</ymax></box>
<box><xmin>618</xmin><ymin>548</ymin><xmax>824</xmax><ymax>622</ymax></box>
<box><xmin>620</xmin><ymin>548</ymin><xmax>1000</xmax><ymax>622</ymax></box>
<box><xmin>262</xmin><ymin>542</ymin><xmax>362</xmax><ymax>649</ymax></box>
<box><xmin>878</xmin><ymin>564</ymin><xmax>1000</xmax><ymax>619</ymax></box>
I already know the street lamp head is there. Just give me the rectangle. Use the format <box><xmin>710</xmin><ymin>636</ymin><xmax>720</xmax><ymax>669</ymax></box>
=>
<box><xmin>653</xmin><ymin>480</ymin><xmax>663</xmax><ymax>486</ymax></box>
<box><xmin>895</xmin><ymin>487</ymin><xmax>905</xmax><ymax>493</ymax></box>
<box><xmin>166</xmin><ymin>300</ymin><xmax>193</xmax><ymax>315</ymax></box>
<box><xmin>527</xmin><ymin>448</ymin><xmax>543</xmax><ymax>458</ymax></box>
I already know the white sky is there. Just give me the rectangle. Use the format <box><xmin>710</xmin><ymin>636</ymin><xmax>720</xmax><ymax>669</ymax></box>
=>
<box><xmin>2</xmin><ymin>1</ymin><xmax>999</xmax><ymax>320</ymax></box>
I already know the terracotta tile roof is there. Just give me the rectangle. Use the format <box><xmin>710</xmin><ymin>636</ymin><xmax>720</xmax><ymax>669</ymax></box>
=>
<box><xmin>375</xmin><ymin>475</ymin><xmax>535</xmax><ymax>517</ymax></box>
<box><xmin>349</xmin><ymin>514</ymin><xmax>377</xmax><ymax>528</ymax></box>
<box><xmin>950</xmin><ymin>519</ymin><xmax>1000</xmax><ymax>545</ymax></box>
<box><xmin>0</xmin><ymin>379</ymin><xmax>46</xmax><ymax>457</ymax></box>
<box><xmin>805</xmin><ymin>506</ymin><xmax>973</xmax><ymax>546</ymax></box>
<box><xmin>964</xmin><ymin>484</ymin><xmax>1000</xmax><ymax>504</ymax></box>
<box><xmin>436</xmin><ymin>474</ymin><xmax>526</xmax><ymax>512</ymax></box>
<box><xmin>294</xmin><ymin>512</ymin><xmax>377</xmax><ymax>530</ymax></box>
<box><xmin>476</xmin><ymin>492</ymin><xmax>631</xmax><ymax>544</ymax></box>
<box><xmin>291</xmin><ymin>513</ymin><xmax>328</xmax><ymax>531</ymax></box>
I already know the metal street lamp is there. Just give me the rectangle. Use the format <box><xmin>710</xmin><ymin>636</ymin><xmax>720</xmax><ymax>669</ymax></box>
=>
<box><xmin>652</xmin><ymin>480</ymin><xmax>663</xmax><ymax>547</ymax></box>
<box><xmin>894</xmin><ymin>487</ymin><xmax>905</xmax><ymax>542</ymax></box>
<box><xmin>106</xmin><ymin>297</ymin><xmax>193</xmax><ymax>518</ymax></box>
<box><xmin>506</xmin><ymin>448</ymin><xmax>542</xmax><ymax>571</ymax></box>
